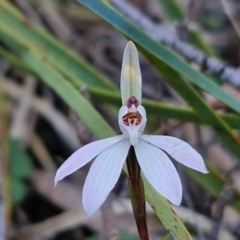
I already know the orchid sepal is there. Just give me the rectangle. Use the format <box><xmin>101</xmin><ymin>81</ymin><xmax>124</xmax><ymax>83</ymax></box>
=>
<box><xmin>121</xmin><ymin>41</ymin><xmax>142</xmax><ymax>105</ymax></box>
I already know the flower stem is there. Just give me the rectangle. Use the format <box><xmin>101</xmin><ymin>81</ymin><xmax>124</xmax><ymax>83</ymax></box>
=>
<box><xmin>127</xmin><ymin>146</ymin><xmax>150</xmax><ymax>240</ymax></box>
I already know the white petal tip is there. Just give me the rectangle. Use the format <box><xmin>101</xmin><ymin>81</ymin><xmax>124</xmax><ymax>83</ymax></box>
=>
<box><xmin>54</xmin><ymin>180</ymin><xmax>58</xmax><ymax>187</ymax></box>
<box><xmin>85</xmin><ymin>210</ymin><xmax>94</xmax><ymax>216</ymax></box>
<box><xmin>54</xmin><ymin>172</ymin><xmax>62</xmax><ymax>186</ymax></box>
<box><xmin>171</xmin><ymin>199</ymin><xmax>181</xmax><ymax>206</ymax></box>
<box><xmin>164</xmin><ymin>195</ymin><xmax>181</xmax><ymax>206</ymax></box>
<box><xmin>197</xmin><ymin>165</ymin><xmax>209</xmax><ymax>174</ymax></box>
<box><xmin>83</xmin><ymin>204</ymin><xmax>97</xmax><ymax>216</ymax></box>
<box><xmin>126</xmin><ymin>41</ymin><xmax>136</xmax><ymax>50</ymax></box>
<box><xmin>203</xmin><ymin>169</ymin><xmax>210</xmax><ymax>174</ymax></box>
<box><xmin>166</xmin><ymin>193</ymin><xmax>182</xmax><ymax>206</ymax></box>
<box><xmin>194</xmin><ymin>158</ymin><xmax>209</xmax><ymax>174</ymax></box>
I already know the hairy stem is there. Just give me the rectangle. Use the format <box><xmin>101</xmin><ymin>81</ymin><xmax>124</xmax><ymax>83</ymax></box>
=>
<box><xmin>127</xmin><ymin>146</ymin><xmax>150</xmax><ymax>240</ymax></box>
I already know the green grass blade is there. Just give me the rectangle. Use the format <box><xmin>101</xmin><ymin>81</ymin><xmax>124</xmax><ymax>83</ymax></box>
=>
<box><xmin>77</xmin><ymin>0</ymin><xmax>240</xmax><ymax>114</ymax></box>
<box><xmin>0</xmin><ymin>1</ymin><xmax>116</xmax><ymax>90</ymax></box>
<box><xmin>22</xmin><ymin>49</ymin><xmax>116</xmax><ymax>139</ymax></box>
<box><xmin>157</xmin><ymin>0</ymin><xmax>184</xmax><ymax>21</ymax></box>
<box><xmin>143</xmin><ymin>176</ymin><xmax>193</xmax><ymax>240</ymax></box>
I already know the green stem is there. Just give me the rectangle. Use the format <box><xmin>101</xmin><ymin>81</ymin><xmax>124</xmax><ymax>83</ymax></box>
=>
<box><xmin>127</xmin><ymin>146</ymin><xmax>150</xmax><ymax>240</ymax></box>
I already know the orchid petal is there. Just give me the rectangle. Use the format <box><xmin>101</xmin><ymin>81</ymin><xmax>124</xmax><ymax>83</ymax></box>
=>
<box><xmin>141</xmin><ymin>135</ymin><xmax>208</xmax><ymax>173</ymax></box>
<box><xmin>83</xmin><ymin>139</ymin><xmax>131</xmax><ymax>215</ymax></box>
<box><xmin>134</xmin><ymin>139</ymin><xmax>182</xmax><ymax>205</ymax></box>
<box><xmin>121</xmin><ymin>41</ymin><xmax>142</xmax><ymax>105</ymax></box>
<box><xmin>54</xmin><ymin>135</ymin><xmax>126</xmax><ymax>185</ymax></box>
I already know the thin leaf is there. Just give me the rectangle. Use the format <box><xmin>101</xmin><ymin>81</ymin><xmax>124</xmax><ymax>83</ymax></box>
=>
<box><xmin>77</xmin><ymin>0</ymin><xmax>240</xmax><ymax>114</ymax></box>
<box><xmin>10</xmin><ymin>140</ymin><xmax>33</xmax><ymax>204</ymax></box>
<box><xmin>143</xmin><ymin>176</ymin><xmax>193</xmax><ymax>240</ymax></box>
<box><xmin>0</xmin><ymin>1</ymin><xmax>117</xmax><ymax>90</ymax></box>
<box><xmin>157</xmin><ymin>0</ymin><xmax>184</xmax><ymax>21</ymax></box>
<box><xmin>22</xmin><ymin>48</ymin><xmax>116</xmax><ymax>139</ymax></box>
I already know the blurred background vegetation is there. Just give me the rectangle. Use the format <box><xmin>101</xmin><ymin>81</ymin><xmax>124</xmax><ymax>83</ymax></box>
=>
<box><xmin>1</xmin><ymin>0</ymin><xmax>240</xmax><ymax>239</ymax></box>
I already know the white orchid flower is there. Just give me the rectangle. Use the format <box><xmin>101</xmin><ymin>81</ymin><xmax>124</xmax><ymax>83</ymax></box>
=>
<box><xmin>54</xmin><ymin>41</ymin><xmax>208</xmax><ymax>216</ymax></box>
